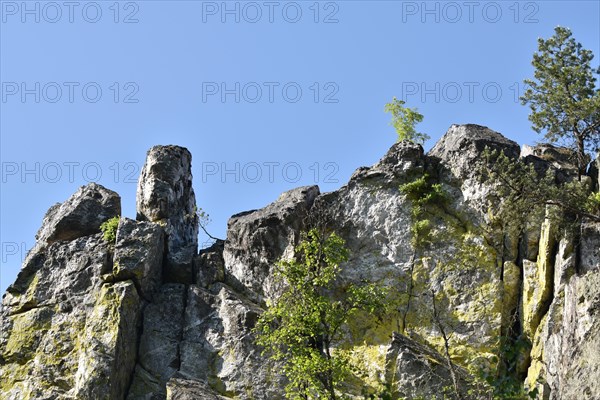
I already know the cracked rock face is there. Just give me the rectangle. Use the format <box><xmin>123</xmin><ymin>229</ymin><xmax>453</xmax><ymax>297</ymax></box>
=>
<box><xmin>386</xmin><ymin>333</ymin><xmax>474</xmax><ymax>399</ymax></box>
<box><xmin>1</xmin><ymin>234</ymin><xmax>141</xmax><ymax>400</ymax></box>
<box><xmin>137</xmin><ymin>145</ymin><xmax>198</xmax><ymax>284</ymax></box>
<box><xmin>113</xmin><ymin>217</ymin><xmax>165</xmax><ymax>301</ymax></box>
<box><xmin>526</xmin><ymin>221</ymin><xmax>600</xmax><ymax>399</ymax></box>
<box><xmin>223</xmin><ymin>185</ymin><xmax>320</xmax><ymax>301</ymax></box>
<box><xmin>3</xmin><ymin>126</ymin><xmax>600</xmax><ymax>399</ymax></box>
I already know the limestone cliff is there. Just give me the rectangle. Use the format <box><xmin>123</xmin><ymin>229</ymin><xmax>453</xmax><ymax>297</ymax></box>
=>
<box><xmin>2</xmin><ymin>127</ymin><xmax>599</xmax><ymax>399</ymax></box>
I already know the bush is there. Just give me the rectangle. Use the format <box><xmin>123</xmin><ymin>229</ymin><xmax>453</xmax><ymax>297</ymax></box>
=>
<box><xmin>100</xmin><ymin>216</ymin><xmax>120</xmax><ymax>244</ymax></box>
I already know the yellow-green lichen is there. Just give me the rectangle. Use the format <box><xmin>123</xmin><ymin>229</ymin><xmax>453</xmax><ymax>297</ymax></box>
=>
<box><xmin>522</xmin><ymin>217</ymin><xmax>556</xmax><ymax>340</ymax></box>
<box><xmin>5</xmin><ymin>307</ymin><xmax>52</xmax><ymax>361</ymax></box>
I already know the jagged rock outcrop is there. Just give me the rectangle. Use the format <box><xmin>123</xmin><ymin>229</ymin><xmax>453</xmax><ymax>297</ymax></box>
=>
<box><xmin>430</xmin><ymin>124</ymin><xmax>520</xmax><ymax>181</ymax></box>
<box><xmin>526</xmin><ymin>222</ymin><xmax>600</xmax><ymax>399</ymax></box>
<box><xmin>1</xmin><ymin>185</ymin><xmax>140</xmax><ymax>400</ymax></box>
<box><xmin>137</xmin><ymin>145</ymin><xmax>198</xmax><ymax>283</ymax></box>
<box><xmin>223</xmin><ymin>185</ymin><xmax>319</xmax><ymax>302</ymax></box>
<box><xmin>2</xmin><ymin>128</ymin><xmax>600</xmax><ymax>399</ymax></box>
<box><xmin>35</xmin><ymin>182</ymin><xmax>120</xmax><ymax>246</ymax></box>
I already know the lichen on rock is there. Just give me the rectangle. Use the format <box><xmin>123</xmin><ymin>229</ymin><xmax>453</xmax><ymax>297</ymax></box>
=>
<box><xmin>2</xmin><ymin>129</ymin><xmax>600</xmax><ymax>399</ymax></box>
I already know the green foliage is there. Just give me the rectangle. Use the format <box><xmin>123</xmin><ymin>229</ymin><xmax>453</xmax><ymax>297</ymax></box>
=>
<box><xmin>469</xmin><ymin>334</ymin><xmax>536</xmax><ymax>399</ymax></box>
<box><xmin>586</xmin><ymin>191</ymin><xmax>600</xmax><ymax>215</ymax></box>
<box><xmin>480</xmin><ymin>148</ymin><xmax>599</xmax><ymax>238</ymax></box>
<box><xmin>477</xmin><ymin>148</ymin><xmax>600</xmax><ymax>396</ymax></box>
<box><xmin>196</xmin><ymin>206</ymin><xmax>219</xmax><ymax>241</ymax></box>
<box><xmin>254</xmin><ymin>229</ymin><xmax>386</xmax><ymax>400</ymax></box>
<box><xmin>521</xmin><ymin>26</ymin><xmax>600</xmax><ymax>174</ymax></box>
<box><xmin>480</xmin><ymin>148</ymin><xmax>552</xmax><ymax>236</ymax></box>
<box><xmin>399</xmin><ymin>174</ymin><xmax>450</xmax><ymax>247</ymax></box>
<box><xmin>100</xmin><ymin>216</ymin><xmax>120</xmax><ymax>244</ymax></box>
<box><xmin>384</xmin><ymin>97</ymin><xmax>429</xmax><ymax>144</ymax></box>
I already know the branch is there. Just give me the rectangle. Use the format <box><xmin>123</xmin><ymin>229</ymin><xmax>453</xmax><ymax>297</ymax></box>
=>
<box><xmin>545</xmin><ymin>200</ymin><xmax>600</xmax><ymax>222</ymax></box>
<box><xmin>199</xmin><ymin>223</ymin><xmax>220</xmax><ymax>241</ymax></box>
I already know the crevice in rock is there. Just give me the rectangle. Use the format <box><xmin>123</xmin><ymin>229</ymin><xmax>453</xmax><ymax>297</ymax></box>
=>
<box><xmin>513</xmin><ymin>233</ymin><xmax>531</xmax><ymax>381</ymax></box>
<box><xmin>123</xmin><ymin>285</ymin><xmax>148</xmax><ymax>399</ymax></box>
<box><xmin>174</xmin><ymin>283</ymin><xmax>189</xmax><ymax>373</ymax></box>
<box><xmin>539</xmin><ymin>240</ymin><xmax>557</xmax><ymax>328</ymax></box>
<box><xmin>8</xmin><ymin>302</ymin><xmax>53</xmax><ymax>317</ymax></box>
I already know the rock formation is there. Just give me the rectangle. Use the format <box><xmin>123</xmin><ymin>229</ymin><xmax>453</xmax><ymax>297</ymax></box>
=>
<box><xmin>2</xmin><ymin>126</ymin><xmax>600</xmax><ymax>399</ymax></box>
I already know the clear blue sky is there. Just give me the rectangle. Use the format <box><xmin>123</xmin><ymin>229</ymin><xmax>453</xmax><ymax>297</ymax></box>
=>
<box><xmin>1</xmin><ymin>1</ymin><xmax>599</xmax><ymax>293</ymax></box>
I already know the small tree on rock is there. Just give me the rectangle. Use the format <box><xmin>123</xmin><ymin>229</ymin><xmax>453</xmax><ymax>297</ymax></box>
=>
<box><xmin>385</xmin><ymin>97</ymin><xmax>429</xmax><ymax>144</ymax></box>
<box><xmin>254</xmin><ymin>229</ymin><xmax>385</xmax><ymax>400</ymax></box>
<box><xmin>521</xmin><ymin>26</ymin><xmax>600</xmax><ymax>176</ymax></box>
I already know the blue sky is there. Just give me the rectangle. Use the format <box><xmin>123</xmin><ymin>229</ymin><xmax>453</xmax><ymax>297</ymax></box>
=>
<box><xmin>1</xmin><ymin>0</ymin><xmax>599</xmax><ymax>293</ymax></box>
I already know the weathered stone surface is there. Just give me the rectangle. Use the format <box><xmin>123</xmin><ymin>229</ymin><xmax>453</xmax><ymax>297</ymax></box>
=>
<box><xmin>73</xmin><ymin>281</ymin><xmax>141</xmax><ymax>400</ymax></box>
<box><xmin>179</xmin><ymin>283</ymin><xmax>283</xmax><ymax>398</ymax></box>
<box><xmin>128</xmin><ymin>284</ymin><xmax>186</xmax><ymax>399</ymax></box>
<box><xmin>429</xmin><ymin>124</ymin><xmax>520</xmax><ymax>181</ymax></box>
<box><xmin>4</xmin><ymin>133</ymin><xmax>600</xmax><ymax>399</ymax></box>
<box><xmin>527</xmin><ymin>268</ymin><xmax>600</xmax><ymax>399</ymax></box>
<box><xmin>137</xmin><ymin>145</ymin><xmax>198</xmax><ymax>284</ymax></box>
<box><xmin>521</xmin><ymin>147</ymin><xmax>581</xmax><ymax>186</ymax></box>
<box><xmin>593</xmin><ymin>156</ymin><xmax>600</xmax><ymax>191</ymax></box>
<box><xmin>385</xmin><ymin>333</ymin><xmax>474</xmax><ymax>399</ymax></box>
<box><xmin>223</xmin><ymin>185</ymin><xmax>319</xmax><ymax>301</ymax></box>
<box><xmin>429</xmin><ymin>124</ymin><xmax>521</xmax><ymax>224</ymax></box>
<box><xmin>1</xmin><ymin>234</ymin><xmax>140</xmax><ymax>400</ymax></box>
<box><xmin>113</xmin><ymin>217</ymin><xmax>165</xmax><ymax>300</ymax></box>
<box><xmin>580</xmin><ymin>221</ymin><xmax>600</xmax><ymax>274</ymax></box>
<box><xmin>314</xmin><ymin>137</ymin><xmax>504</xmax><ymax>374</ymax></box>
<box><xmin>166</xmin><ymin>378</ymin><xmax>228</xmax><ymax>400</ymax></box>
<box><xmin>313</xmin><ymin>141</ymin><xmax>424</xmax><ymax>286</ymax></box>
<box><xmin>35</xmin><ymin>182</ymin><xmax>121</xmax><ymax>245</ymax></box>
<box><xmin>502</xmin><ymin>261</ymin><xmax>521</xmax><ymax>328</ymax></box>
<box><xmin>349</xmin><ymin>140</ymin><xmax>425</xmax><ymax>184</ymax></box>
<box><xmin>521</xmin><ymin>143</ymin><xmax>578</xmax><ymax>165</ymax></box>
<box><xmin>522</xmin><ymin>216</ymin><xmax>556</xmax><ymax>341</ymax></box>
<box><xmin>194</xmin><ymin>240</ymin><xmax>225</xmax><ymax>288</ymax></box>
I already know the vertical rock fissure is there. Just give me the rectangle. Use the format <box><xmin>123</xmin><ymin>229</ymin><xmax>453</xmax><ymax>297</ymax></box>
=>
<box><xmin>175</xmin><ymin>284</ymin><xmax>188</xmax><ymax>373</ymax></box>
<box><xmin>540</xmin><ymin>240</ymin><xmax>557</xmax><ymax>328</ymax></box>
<box><xmin>124</xmin><ymin>296</ymin><xmax>148</xmax><ymax>399</ymax></box>
<box><xmin>506</xmin><ymin>233</ymin><xmax>529</xmax><ymax>380</ymax></box>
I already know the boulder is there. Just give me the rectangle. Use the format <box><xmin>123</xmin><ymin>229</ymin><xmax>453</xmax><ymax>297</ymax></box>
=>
<box><xmin>429</xmin><ymin>124</ymin><xmax>520</xmax><ymax>181</ymax></box>
<box><xmin>385</xmin><ymin>332</ymin><xmax>474</xmax><ymax>399</ymax></box>
<box><xmin>166</xmin><ymin>378</ymin><xmax>228</xmax><ymax>400</ymax></box>
<box><xmin>35</xmin><ymin>183</ymin><xmax>120</xmax><ymax>245</ymax></box>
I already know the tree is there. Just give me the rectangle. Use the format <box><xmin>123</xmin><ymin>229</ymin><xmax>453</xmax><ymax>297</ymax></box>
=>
<box><xmin>384</xmin><ymin>97</ymin><xmax>429</xmax><ymax>144</ymax></box>
<box><xmin>521</xmin><ymin>26</ymin><xmax>600</xmax><ymax>176</ymax></box>
<box><xmin>254</xmin><ymin>229</ymin><xmax>385</xmax><ymax>400</ymax></box>
<box><xmin>195</xmin><ymin>206</ymin><xmax>220</xmax><ymax>244</ymax></box>
<box><xmin>480</xmin><ymin>148</ymin><xmax>600</xmax><ymax>230</ymax></box>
